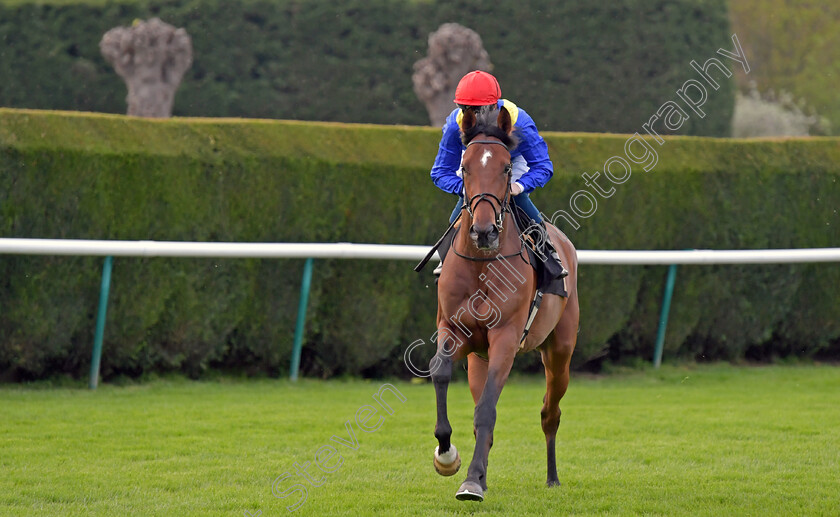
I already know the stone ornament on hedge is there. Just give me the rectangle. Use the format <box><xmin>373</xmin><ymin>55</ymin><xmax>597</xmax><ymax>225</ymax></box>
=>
<box><xmin>100</xmin><ymin>18</ymin><xmax>193</xmax><ymax>118</ymax></box>
<box><xmin>412</xmin><ymin>23</ymin><xmax>492</xmax><ymax>128</ymax></box>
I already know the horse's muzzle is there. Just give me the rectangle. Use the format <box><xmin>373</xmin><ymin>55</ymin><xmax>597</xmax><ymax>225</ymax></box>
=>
<box><xmin>470</xmin><ymin>223</ymin><xmax>500</xmax><ymax>250</ymax></box>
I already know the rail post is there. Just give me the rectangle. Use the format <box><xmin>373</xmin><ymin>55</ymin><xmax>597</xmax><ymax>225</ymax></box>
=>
<box><xmin>89</xmin><ymin>255</ymin><xmax>114</xmax><ymax>389</ymax></box>
<box><xmin>290</xmin><ymin>257</ymin><xmax>314</xmax><ymax>381</ymax></box>
<box><xmin>653</xmin><ymin>263</ymin><xmax>678</xmax><ymax>368</ymax></box>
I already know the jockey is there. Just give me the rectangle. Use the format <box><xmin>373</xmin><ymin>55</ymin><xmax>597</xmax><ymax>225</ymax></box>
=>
<box><xmin>430</xmin><ymin>70</ymin><xmax>566</xmax><ymax>278</ymax></box>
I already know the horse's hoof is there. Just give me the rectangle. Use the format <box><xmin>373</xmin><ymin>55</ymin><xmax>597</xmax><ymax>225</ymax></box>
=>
<box><xmin>546</xmin><ymin>479</ymin><xmax>561</xmax><ymax>488</ymax></box>
<box><xmin>455</xmin><ymin>480</ymin><xmax>484</xmax><ymax>502</ymax></box>
<box><xmin>433</xmin><ymin>445</ymin><xmax>461</xmax><ymax>476</ymax></box>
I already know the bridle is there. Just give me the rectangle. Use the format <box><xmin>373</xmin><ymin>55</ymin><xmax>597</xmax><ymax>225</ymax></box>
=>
<box><xmin>453</xmin><ymin>138</ymin><xmax>525</xmax><ymax>262</ymax></box>
<box><xmin>461</xmin><ymin>139</ymin><xmax>513</xmax><ymax>231</ymax></box>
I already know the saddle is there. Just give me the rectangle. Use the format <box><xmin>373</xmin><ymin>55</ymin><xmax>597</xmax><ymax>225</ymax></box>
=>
<box><xmin>416</xmin><ymin>207</ymin><xmax>567</xmax><ymax>298</ymax></box>
<box><xmin>510</xmin><ymin>205</ymin><xmax>568</xmax><ymax>298</ymax></box>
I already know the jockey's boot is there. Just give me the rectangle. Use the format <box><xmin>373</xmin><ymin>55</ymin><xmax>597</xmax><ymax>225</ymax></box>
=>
<box><xmin>537</xmin><ymin>221</ymin><xmax>568</xmax><ymax>279</ymax></box>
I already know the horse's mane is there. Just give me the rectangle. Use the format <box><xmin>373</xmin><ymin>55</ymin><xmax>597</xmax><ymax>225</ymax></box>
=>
<box><xmin>460</xmin><ymin>108</ymin><xmax>519</xmax><ymax>150</ymax></box>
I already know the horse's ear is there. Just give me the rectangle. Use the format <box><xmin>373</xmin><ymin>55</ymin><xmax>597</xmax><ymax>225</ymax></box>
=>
<box><xmin>460</xmin><ymin>109</ymin><xmax>476</xmax><ymax>133</ymax></box>
<box><xmin>497</xmin><ymin>106</ymin><xmax>513</xmax><ymax>134</ymax></box>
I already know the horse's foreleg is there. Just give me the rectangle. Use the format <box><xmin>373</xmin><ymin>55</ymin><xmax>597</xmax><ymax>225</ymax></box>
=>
<box><xmin>432</xmin><ymin>350</ymin><xmax>453</xmax><ymax>451</ymax></box>
<box><xmin>456</xmin><ymin>331</ymin><xmax>517</xmax><ymax>501</ymax></box>
<box><xmin>431</xmin><ymin>345</ymin><xmax>460</xmax><ymax>476</ymax></box>
<box><xmin>540</xmin><ymin>295</ymin><xmax>578</xmax><ymax>487</ymax></box>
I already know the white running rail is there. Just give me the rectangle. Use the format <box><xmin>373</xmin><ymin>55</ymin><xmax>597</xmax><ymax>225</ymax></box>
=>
<box><xmin>1</xmin><ymin>238</ymin><xmax>840</xmax><ymax>264</ymax></box>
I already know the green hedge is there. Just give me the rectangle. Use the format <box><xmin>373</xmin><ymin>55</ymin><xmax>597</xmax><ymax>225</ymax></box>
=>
<box><xmin>0</xmin><ymin>0</ymin><xmax>734</xmax><ymax>135</ymax></box>
<box><xmin>2</xmin><ymin>109</ymin><xmax>839</xmax><ymax>381</ymax></box>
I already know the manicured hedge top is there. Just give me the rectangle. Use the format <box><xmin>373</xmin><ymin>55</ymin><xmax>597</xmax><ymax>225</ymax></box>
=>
<box><xmin>7</xmin><ymin>108</ymin><xmax>840</xmax><ymax>176</ymax></box>
<box><xmin>0</xmin><ymin>108</ymin><xmax>441</xmax><ymax>167</ymax></box>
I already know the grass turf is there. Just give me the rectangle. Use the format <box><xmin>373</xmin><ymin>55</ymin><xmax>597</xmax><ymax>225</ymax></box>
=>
<box><xmin>1</xmin><ymin>364</ymin><xmax>838</xmax><ymax>516</ymax></box>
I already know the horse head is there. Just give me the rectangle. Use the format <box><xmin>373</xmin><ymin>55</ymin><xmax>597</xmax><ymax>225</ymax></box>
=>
<box><xmin>458</xmin><ymin>107</ymin><xmax>518</xmax><ymax>251</ymax></box>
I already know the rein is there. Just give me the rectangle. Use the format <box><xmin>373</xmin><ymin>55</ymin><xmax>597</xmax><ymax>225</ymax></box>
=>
<box><xmin>453</xmin><ymin>138</ymin><xmax>525</xmax><ymax>264</ymax></box>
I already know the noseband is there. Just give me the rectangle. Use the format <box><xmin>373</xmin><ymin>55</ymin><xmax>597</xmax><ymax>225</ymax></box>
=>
<box><xmin>462</xmin><ymin>139</ymin><xmax>513</xmax><ymax>231</ymax></box>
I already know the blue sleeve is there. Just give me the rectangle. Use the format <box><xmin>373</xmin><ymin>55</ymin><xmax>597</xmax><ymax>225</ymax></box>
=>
<box><xmin>511</xmin><ymin>109</ymin><xmax>553</xmax><ymax>193</ymax></box>
<box><xmin>430</xmin><ymin>110</ymin><xmax>465</xmax><ymax>195</ymax></box>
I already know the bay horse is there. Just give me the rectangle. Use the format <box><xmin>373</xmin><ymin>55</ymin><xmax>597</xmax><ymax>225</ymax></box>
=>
<box><xmin>430</xmin><ymin>106</ymin><xmax>579</xmax><ymax>501</ymax></box>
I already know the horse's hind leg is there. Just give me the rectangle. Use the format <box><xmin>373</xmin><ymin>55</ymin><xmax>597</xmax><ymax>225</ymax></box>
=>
<box><xmin>539</xmin><ymin>293</ymin><xmax>579</xmax><ymax>487</ymax></box>
<box><xmin>467</xmin><ymin>353</ymin><xmax>489</xmax><ymax>405</ymax></box>
<box><xmin>467</xmin><ymin>353</ymin><xmax>489</xmax><ymax>439</ymax></box>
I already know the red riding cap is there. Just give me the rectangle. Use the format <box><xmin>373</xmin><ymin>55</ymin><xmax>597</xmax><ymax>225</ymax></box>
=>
<box><xmin>454</xmin><ymin>71</ymin><xmax>501</xmax><ymax>106</ymax></box>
